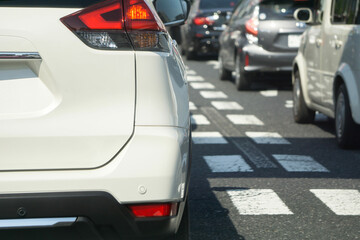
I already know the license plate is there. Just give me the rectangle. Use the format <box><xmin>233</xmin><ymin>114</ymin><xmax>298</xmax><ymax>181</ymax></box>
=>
<box><xmin>288</xmin><ymin>34</ymin><xmax>301</xmax><ymax>48</ymax></box>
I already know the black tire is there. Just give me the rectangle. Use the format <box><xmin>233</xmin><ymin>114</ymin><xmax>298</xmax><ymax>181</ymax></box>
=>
<box><xmin>219</xmin><ymin>55</ymin><xmax>232</xmax><ymax>80</ymax></box>
<box><xmin>335</xmin><ymin>84</ymin><xmax>360</xmax><ymax>149</ymax></box>
<box><xmin>235</xmin><ymin>54</ymin><xmax>250</xmax><ymax>90</ymax></box>
<box><xmin>293</xmin><ymin>70</ymin><xmax>315</xmax><ymax>123</ymax></box>
<box><xmin>185</xmin><ymin>49</ymin><xmax>196</xmax><ymax>60</ymax></box>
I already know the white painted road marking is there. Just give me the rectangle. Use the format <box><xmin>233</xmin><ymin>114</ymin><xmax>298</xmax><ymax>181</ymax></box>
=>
<box><xmin>211</xmin><ymin>101</ymin><xmax>243</xmax><ymax>110</ymax></box>
<box><xmin>246</xmin><ymin>132</ymin><xmax>290</xmax><ymax>144</ymax></box>
<box><xmin>204</xmin><ymin>155</ymin><xmax>253</xmax><ymax>173</ymax></box>
<box><xmin>227</xmin><ymin>189</ymin><xmax>293</xmax><ymax>215</ymax></box>
<box><xmin>311</xmin><ymin>189</ymin><xmax>360</xmax><ymax>215</ymax></box>
<box><xmin>260</xmin><ymin>90</ymin><xmax>278</xmax><ymax>97</ymax></box>
<box><xmin>206</xmin><ymin>60</ymin><xmax>219</xmax><ymax>69</ymax></box>
<box><xmin>227</xmin><ymin>115</ymin><xmax>264</xmax><ymax>125</ymax></box>
<box><xmin>285</xmin><ymin>100</ymin><xmax>294</xmax><ymax>108</ymax></box>
<box><xmin>189</xmin><ymin>101</ymin><xmax>197</xmax><ymax>110</ymax></box>
<box><xmin>190</xmin><ymin>82</ymin><xmax>215</xmax><ymax>89</ymax></box>
<box><xmin>192</xmin><ymin>132</ymin><xmax>228</xmax><ymax>144</ymax></box>
<box><xmin>200</xmin><ymin>91</ymin><xmax>228</xmax><ymax>99</ymax></box>
<box><xmin>191</xmin><ymin>114</ymin><xmax>210</xmax><ymax>125</ymax></box>
<box><xmin>188</xmin><ymin>75</ymin><xmax>204</xmax><ymax>82</ymax></box>
<box><xmin>273</xmin><ymin>155</ymin><xmax>329</xmax><ymax>172</ymax></box>
<box><xmin>187</xmin><ymin>70</ymin><xmax>197</xmax><ymax>75</ymax></box>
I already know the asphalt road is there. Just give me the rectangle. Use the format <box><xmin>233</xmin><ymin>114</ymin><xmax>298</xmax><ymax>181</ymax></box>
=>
<box><xmin>185</xmin><ymin>57</ymin><xmax>360</xmax><ymax>240</ymax></box>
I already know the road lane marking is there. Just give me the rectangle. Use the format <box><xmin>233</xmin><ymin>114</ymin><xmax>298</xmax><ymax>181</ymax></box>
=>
<box><xmin>211</xmin><ymin>101</ymin><xmax>243</xmax><ymax>110</ymax></box>
<box><xmin>201</xmin><ymin>107</ymin><xmax>277</xmax><ymax>168</ymax></box>
<box><xmin>200</xmin><ymin>91</ymin><xmax>228</xmax><ymax>99</ymax></box>
<box><xmin>227</xmin><ymin>189</ymin><xmax>293</xmax><ymax>215</ymax></box>
<box><xmin>187</xmin><ymin>70</ymin><xmax>197</xmax><ymax>75</ymax></box>
<box><xmin>204</xmin><ymin>155</ymin><xmax>253</xmax><ymax>172</ymax></box>
<box><xmin>206</xmin><ymin>60</ymin><xmax>219</xmax><ymax>69</ymax></box>
<box><xmin>192</xmin><ymin>132</ymin><xmax>228</xmax><ymax>144</ymax></box>
<box><xmin>188</xmin><ymin>75</ymin><xmax>204</xmax><ymax>82</ymax></box>
<box><xmin>246</xmin><ymin>132</ymin><xmax>290</xmax><ymax>144</ymax></box>
<box><xmin>191</xmin><ymin>114</ymin><xmax>210</xmax><ymax>125</ymax></box>
<box><xmin>311</xmin><ymin>189</ymin><xmax>360</xmax><ymax>215</ymax></box>
<box><xmin>190</xmin><ymin>82</ymin><xmax>215</xmax><ymax>89</ymax></box>
<box><xmin>273</xmin><ymin>155</ymin><xmax>329</xmax><ymax>172</ymax></box>
<box><xmin>285</xmin><ymin>100</ymin><xmax>293</xmax><ymax>108</ymax></box>
<box><xmin>227</xmin><ymin>115</ymin><xmax>264</xmax><ymax>125</ymax></box>
<box><xmin>260</xmin><ymin>90</ymin><xmax>278</xmax><ymax>97</ymax></box>
<box><xmin>189</xmin><ymin>101</ymin><xmax>197</xmax><ymax>110</ymax></box>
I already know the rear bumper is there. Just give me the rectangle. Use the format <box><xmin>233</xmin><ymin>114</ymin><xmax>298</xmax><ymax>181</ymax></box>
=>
<box><xmin>243</xmin><ymin>44</ymin><xmax>297</xmax><ymax>72</ymax></box>
<box><xmin>0</xmin><ymin>192</ymin><xmax>186</xmax><ymax>239</ymax></box>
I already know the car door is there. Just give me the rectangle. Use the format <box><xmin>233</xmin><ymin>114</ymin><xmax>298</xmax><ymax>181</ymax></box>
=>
<box><xmin>303</xmin><ymin>0</ymin><xmax>325</xmax><ymax>105</ymax></box>
<box><xmin>320</xmin><ymin>0</ymin><xmax>357</xmax><ymax>111</ymax></box>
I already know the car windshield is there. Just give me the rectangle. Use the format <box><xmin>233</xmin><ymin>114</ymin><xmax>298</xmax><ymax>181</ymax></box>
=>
<box><xmin>260</xmin><ymin>0</ymin><xmax>314</xmax><ymax>20</ymax></box>
<box><xmin>199</xmin><ymin>0</ymin><xmax>240</xmax><ymax>10</ymax></box>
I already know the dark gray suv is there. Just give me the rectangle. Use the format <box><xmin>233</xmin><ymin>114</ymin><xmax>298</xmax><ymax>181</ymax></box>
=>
<box><xmin>219</xmin><ymin>0</ymin><xmax>313</xmax><ymax>90</ymax></box>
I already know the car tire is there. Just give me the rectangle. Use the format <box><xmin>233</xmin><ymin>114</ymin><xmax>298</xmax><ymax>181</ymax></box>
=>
<box><xmin>335</xmin><ymin>84</ymin><xmax>360</xmax><ymax>149</ymax></box>
<box><xmin>235</xmin><ymin>54</ymin><xmax>250</xmax><ymax>90</ymax></box>
<box><xmin>293</xmin><ymin>70</ymin><xmax>315</xmax><ymax>123</ymax></box>
<box><xmin>185</xmin><ymin>49</ymin><xmax>196</xmax><ymax>60</ymax></box>
<box><xmin>219</xmin><ymin>55</ymin><xmax>232</xmax><ymax>80</ymax></box>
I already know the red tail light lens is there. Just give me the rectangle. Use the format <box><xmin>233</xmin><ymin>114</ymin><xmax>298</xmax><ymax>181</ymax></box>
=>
<box><xmin>245</xmin><ymin>18</ymin><xmax>258</xmax><ymax>36</ymax></box>
<box><xmin>128</xmin><ymin>203</ymin><xmax>178</xmax><ymax>218</ymax></box>
<box><xmin>193</xmin><ymin>17</ymin><xmax>215</xmax><ymax>26</ymax></box>
<box><xmin>60</xmin><ymin>0</ymin><xmax>168</xmax><ymax>51</ymax></box>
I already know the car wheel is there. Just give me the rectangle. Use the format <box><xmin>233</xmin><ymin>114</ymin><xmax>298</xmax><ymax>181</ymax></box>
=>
<box><xmin>219</xmin><ymin>55</ymin><xmax>232</xmax><ymax>80</ymax></box>
<box><xmin>293</xmin><ymin>70</ymin><xmax>315</xmax><ymax>123</ymax></box>
<box><xmin>185</xmin><ymin>49</ymin><xmax>196</xmax><ymax>60</ymax></box>
<box><xmin>335</xmin><ymin>84</ymin><xmax>360</xmax><ymax>149</ymax></box>
<box><xmin>235</xmin><ymin>54</ymin><xmax>250</xmax><ymax>90</ymax></box>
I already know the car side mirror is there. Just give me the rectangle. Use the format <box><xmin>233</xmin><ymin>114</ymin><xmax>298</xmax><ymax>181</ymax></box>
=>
<box><xmin>154</xmin><ymin>0</ymin><xmax>190</xmax><ymax>27</ymax></box>
<box><xmin>294</xmin><ymin>8</ymin><xmax>314</xmax><ymax>24</ymax></box>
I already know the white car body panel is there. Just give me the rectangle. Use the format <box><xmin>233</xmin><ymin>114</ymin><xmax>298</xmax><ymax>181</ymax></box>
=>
<box><xmin>0</xmin><ymin>8</ymin><xmax>136</xmax><ymax>170</ymax></box>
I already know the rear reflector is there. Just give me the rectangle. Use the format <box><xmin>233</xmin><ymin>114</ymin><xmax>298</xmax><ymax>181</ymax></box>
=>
<box><xmin>61</xmin><ymin>0</ymin><xmax>168</xmax><ymax>51</ymax></box>
<box><xmin>128</xmin><ymin>203</ymin><xmax>178</xmax><ymax>218</ymax></box>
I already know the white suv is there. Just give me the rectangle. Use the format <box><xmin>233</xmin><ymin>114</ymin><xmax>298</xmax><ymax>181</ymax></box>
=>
<box><xmin>0</xmin><ymin>0</ymin><xmax>191</xmax><ymax>239</ymax></box>
<box><xmin>292</xmin><ymin>0</ymin><xmax>360</xmax><ymax>148</ymax></box>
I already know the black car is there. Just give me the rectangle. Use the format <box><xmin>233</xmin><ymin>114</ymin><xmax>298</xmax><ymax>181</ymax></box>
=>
<box><xmin>219</xmin><ymin>0</ymin><xmax>313</xmax><ymax>90</ymax></box>
<box><xmin>181</xmin><ymin>0</ymin><xmax>240</xmax><ymax>59</ymax></box>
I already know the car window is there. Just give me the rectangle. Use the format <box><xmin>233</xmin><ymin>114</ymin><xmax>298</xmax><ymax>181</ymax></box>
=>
<box><xmin>313</xmin><ymin>0</ymin><xmax>325</xmax><ymax>24</ymax></box>
<box><xmin>0</xmin><ymin>0</ymin><xmax>103</xmax><ymax>7</ymax></box>
<box><xmin>332</xmin><ymin>0</ymin><xmax>360</xmax><ymax>24</ymax></box>
<box><xmin>259</xmin><ymin>0</ymin><xmax>314</xmax><ymax>21</ymax></box>
<box><xmin>199</xmin><ymin>0</ymin><xmax>239</xmax><ymax>9</ymax></box>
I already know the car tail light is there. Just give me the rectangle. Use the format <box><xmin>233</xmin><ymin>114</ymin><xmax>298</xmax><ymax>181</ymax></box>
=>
<box><xmin>245</xmin><ymin>6</ymin><xmax>259</xmax><ymax>45</ymax></box>
<box><xmin>60</xmin><ymin>0</ymin><xmax>169</xmax><ymax>51</ymax></box>
<box><xmin>128</xmin><ymin>203</ymin><xmax>178</xmax><ymax>218</ymax></box>
<box><xmin>245</xmin><ymin>53</ymin><xmax>250</xmax><ymax>66</ymax></box>
<box><xmin>193</xmin><ymin>17</ymin><xmax>215</xmax><ymax>26</ymax></box>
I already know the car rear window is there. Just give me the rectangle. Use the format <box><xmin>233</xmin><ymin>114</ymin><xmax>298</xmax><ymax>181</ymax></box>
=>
<box><xmin>199</xmin><ymin>0</ymin><xmax>240</xmax><ymax>10</ymax></box>
<box><xmin>0</xmin><ymin>0</ymin><xmax>103</xmax><ymax>8</ymax></box>
<box><xmin>259</xmin><ymin>0</ymin><xmax>314</xmax><ymax>21</ymax></box>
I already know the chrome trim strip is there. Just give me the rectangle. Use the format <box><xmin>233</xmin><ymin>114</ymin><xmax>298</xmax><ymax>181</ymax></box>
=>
<box><xmin>0</xmin><ymin>52</ymin><xmax>41</xmax><ymax>59</ymax></box>
<box><xmin>0</xmin><ymin>217</ymin><xmax>77</xmax><ymax>229</ymax></box>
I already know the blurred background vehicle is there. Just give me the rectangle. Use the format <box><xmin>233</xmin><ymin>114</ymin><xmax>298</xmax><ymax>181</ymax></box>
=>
<box><xmin>292</xmin><ymin>0</ymin><xmax>360</xmax><ymax>149</ymax></box>
<box><xmin>180</xmin><ymin>0</ymin><xmax>241</xmax><ymax>60</ymax></box>
<box><xmin>218</xmin><ymin>0</ymin><xmax>313</xmax><ymax>90</ymax></box>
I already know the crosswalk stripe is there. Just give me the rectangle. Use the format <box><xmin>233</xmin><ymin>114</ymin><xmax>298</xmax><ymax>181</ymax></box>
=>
<box><xmin>285</xmin><ymin>100</ymin><xmax>293</xmax><ymax>108</ymax></box>
<box><xmin>188</xmin><ymin>75</ymin><xmax>204</xmax><ymax>81</ymax></box>
<box><xmin>211</xmin><ymin>101</ymin><xmax>243</xmax><ymax>110</ymax></box>
<box><xmin>273</xmin><ymin>155</ymin><xmax>329</xmax><ymax>172</ymax></box>
<box><xmin>189</xmin><ymin>101</ymin><xmax>197</xmax><ymax>110</ymax></box>
<box><xmin>206</xmin><ymin>60</ymin><xmax>219</xmax><ymax>69</ymax></box>
<box><xmin>311</xmin><ymin>189</ymin><xmax>360</xmax><ymax>215</ymax></box>
<box><xmin>192</xmin><ymin>132</ymin><xmax>228</xmax><ymax>144</ymax></box>
<box><xmin>227</xmin><ymin>189</ymin><xmax>293</xmax><ymax>215</ymax></box>
<box><xmin>227</xmin><ymin>115</ymin><xmax>264</xmax><ymax>125</ymax></box>
<box><xmin>260</xmin><ymin>90</ymin><xmax>278</xmax><ymax>97</ymax></box>
<box><xmin>190</xmin><ymin>82</ymin><xmax>215</xmax><ymax>89</ymax></box>
<box><xmin>200</xmin><ymin>91</ymin><xmax>228</xmax><ymax>99</ymax></box>
<box><xmin>190</xmin><ymin>114</ymin><xmax>210</xmax><ymax>125</ymax></box>
<box><xmin>204</xmin><ymin>155</ymin><xmax>253</xmax><ymax>173</ymax></box>
<box><xmin>187</xmin><ymin>70</ymin><xmax>197</xmax><ymax>75</ymax></box>
<box><xmin>246</xmin><ymin>132</ymin><xmax>290</xmax><ymax>144</ymax></box>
